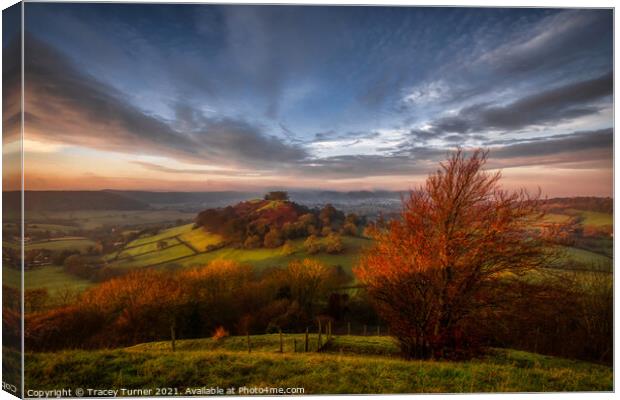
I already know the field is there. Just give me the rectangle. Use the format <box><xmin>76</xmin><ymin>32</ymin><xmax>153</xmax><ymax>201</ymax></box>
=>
<box><xmin>568</xmin><ymin>210</ymin><xmax>613</xmax><ymax>227</ymax></box>
<box><xmin>25</xmin><ymin>223</ymin><xmax>80</xmax><ymax>234</ymax></box>
<box><xmin>110</xmin><ymin>244</ymin><xmax>196</xmax><ymax>269</ymax></box>
<box><xmin>560</xmin><ymin>246</ymin><xmax>612</xmax><ymax>272</ymax></box>
<box><xmin>25</xmin><ymin>335</ymin><xmax>612</xmax><ymax>393</ymax></box>
<box><xmin>3</xmin><ymin>265</ymin><xmax>94</xmax><ymax>295</ymax></box>
<box><xmin>173</xmin><ymin>236</ymin><xmax>369</xmax><ymax>274</ymax></box>
<box><xmin>128</xmin><ymin>224</ymin><xmax>195</xmax><ymax>247</ymax></box>
<box><xmin>106</xmin><ymin>222</ymin><xmax>370</xmax><ymax>274</ymax></box>
<box><xmin>25</xmin><ymin>238</ymin><xmax>96</xmax><ymax>252</ymax></box>
<box><xmin>23</xmin><ymin>210</ymin><xmax>196</xmax><ymax>230</ymax></box>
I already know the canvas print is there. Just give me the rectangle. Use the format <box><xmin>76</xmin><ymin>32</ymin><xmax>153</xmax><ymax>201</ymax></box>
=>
<box><xmin>1</xmin><ymin>2</ymin><xmax>614</xmax><ymax>397</ymax></box>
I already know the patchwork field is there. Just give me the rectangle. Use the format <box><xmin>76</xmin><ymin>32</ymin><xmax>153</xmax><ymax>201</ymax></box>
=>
<box><xmin>560</xmin><ymin>246</ymin><xmax>612</xmax><ymax>272</ymax></box>
<box><xmin>568</xmin><ymin>210</ymin><xmax>613</xmax><ymax>227</ymax></box>
<box><xmin>23</xmin><ymin>210</ymin><xmax>196</xmax><ymax>230</ymax></box>
<box><xmin>119</xmin><ymin>238</ymin><xmax>181</xmax><ymax>258</ymax></box>
<box><xmin>128</xmin><ymin>224</ymin><xmax>195</xmax><ymax>247</ymax></box>
<box><xmin>109</xmin><ymin>244</ymin><xmax>196</xmax><ymax>269</ymax></box>
<box><xmin>3</xmin><ymin>265</ymin><xmax>94</xmax><ymax>294</ymax></box>
<box><xmin>173</xmin><ymin>236</ymin><xmax>370</xmax><ymax>274</ymax></box>
<box><xmin>25</xmin><ymin>335</ymin><xmax>613</xmax><ymax>393</ymax></box>
<box><xmin>25</xmin><ymin>238</ymin><xmax>96</xmax><ymax>252</ymax></box>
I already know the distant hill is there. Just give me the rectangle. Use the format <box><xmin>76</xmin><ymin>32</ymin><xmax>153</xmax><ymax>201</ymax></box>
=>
<box><xmin>4</xmin><ymin>191</ymin><xmax>149</xmax><ymax>212</ymax></box>
<box><xmin>195</xmin><ymin>197</ymin><xmax>312</xmax><ymax>244</ymax></box>
<box><xmin>542</xmin><ymin>197</ymin><xmax>613</xmax><ymax>214</ymax></box>
<box><xmin>194</xmin><ymin>192</ymin><xmax>359</xmax><ymax>248</ymax></box>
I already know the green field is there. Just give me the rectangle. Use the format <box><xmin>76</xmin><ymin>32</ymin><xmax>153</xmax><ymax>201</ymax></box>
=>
<box><xmin>568</xmin><ymin>210</ymin><xmax>613</xmax><ymax>227</ymax></box>
<box><xmin>119</xmin><ymin>237</ymin><xmax>181</xmax><ymax>258</ymax></box>
<box><xmin>3</xmin><ymin>265</ymin><xmax>94</xmax><ymax>295</ymax></box>
<box><xmin>559</xmin><ymin>246</ymin><xmax>612</xmax><ymax>272</ymax></box>
<box><xmin>110</xmin><ymin>222</ymin><xmax>369</xmax><ymax>274</ymax></box>
<box><xmin>25</xmin><ymin>223</ymin><xmax>80</xmax><ymax>234</ymax></box>
<box><xmin>25</xmin><ymin>335</ymin><xmax>612</xmax><ymax>393</ymax></box>
<box><xmin>178</xmin><ymin>228</ymin><xmax>222</xmax><ymax>251</ymax></box>
<box><xmin>109</xmin><ymin>243</ymin><xmax>196</xmax><ymax>269</ymax></box>
<box><xmin>128</xmin><ymin>224</ymin><xmax>195</xmax><ymax>247</ymax></box>
<box><xmin>25</xmin><ymin>210</ymin><xmax>196</xmax><ymax>230</ymax></box>
<box><xmin>174</xmin><ymin>236</ymin><xmax>370</xmax><ymax>274</ymax></box>
<box><xmin>25</xmin><ymin>238</ymin><xmax>96</xmax><ymax>252</ymax></box>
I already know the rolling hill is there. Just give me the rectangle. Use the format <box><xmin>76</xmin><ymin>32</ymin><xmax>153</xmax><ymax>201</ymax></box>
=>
<box><xmin>26</xmin><ymin>335</ymin><xmax>612</xmax><ymax>393</ymax></box>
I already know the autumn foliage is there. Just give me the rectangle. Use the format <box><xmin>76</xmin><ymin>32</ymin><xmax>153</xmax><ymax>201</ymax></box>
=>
<box><xmin>24</xmin><ymin>259</ymin><xmax>347</xmax><ymax>351</ymax></box>
<box><xmin>355</xmin><ymin>149</ymin><xmax>556</xmax><ymax>359</ymax></box>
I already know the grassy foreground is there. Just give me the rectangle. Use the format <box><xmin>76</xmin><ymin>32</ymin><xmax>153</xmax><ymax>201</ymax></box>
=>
<box><xmin>25</xmin><ymin>335</ymin><xmax>612</xmax><ymax>393</ymax></box>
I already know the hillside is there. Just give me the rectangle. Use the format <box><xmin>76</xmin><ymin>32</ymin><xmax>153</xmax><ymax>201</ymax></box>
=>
<box><xmin>26</xmin><ymin>335</ymin><xmax>612</xmax><ymax>393</ymax></box>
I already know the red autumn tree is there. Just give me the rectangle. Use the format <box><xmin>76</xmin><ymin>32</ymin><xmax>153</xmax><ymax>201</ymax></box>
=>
<box><xmin>355</xmin><ymin>149</ymin><xmax>556</xmax><ymax>359</ymax></box>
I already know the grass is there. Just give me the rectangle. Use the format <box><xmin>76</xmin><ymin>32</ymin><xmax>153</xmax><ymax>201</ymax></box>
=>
<box><xmin>559</xmin><ymin>246</ymin><xmax>612</xmax><ymax>272</ymax></box>
<box><xmin>25</xmin><ymin>335</ymin><xmax>612</xmax><ymax>393</ymax></box>
<box><xmin>178</xmin><ymin>228</ymin><xmax>222</xmax><ymax>252</ymax></box>
<box><xmin>109</xmin><ymin>243</ymin><xmax>195</xmax><ymax>269</ymax></box>
<box><xmin>3</xmin><ymin>265</ymin><xmax>94</xmax><ymax>295</ymax></box>
<box><xmin>119</xmin><ymin>237</ymin><xmax>181</xmax><ymax>258</ymax></box>
<box><xmin>25</xmin><ymin>223</ymin><xmax>80</xmax><ymax>234</ymax></box>
<box><xmin>128</xmin><ymin>224</ymin><xmax>195</xmax><ymax>247</ymax></box>
<box><xmin>25</xmin><ymin>238</ymin><xmax>96</xmax><ymax>252</ymax></box>
<box><xmin>26</xmin><ymin>210</ymin><xmax>196</xmax><ymax>230</ymax></box>
<box><xmin>175</xmin><ymin>236</ymin><xmax>370</xmax><ymax>274</ymax></box>
<box><xmin>543</xmin><ymin>213</ymin><xmax>572</xmax><ymax>223</ymax></box>
<box><xmin>569</xmin><ymin>210</ymin><xmax>613</xmax><ymax>227</ymax></box>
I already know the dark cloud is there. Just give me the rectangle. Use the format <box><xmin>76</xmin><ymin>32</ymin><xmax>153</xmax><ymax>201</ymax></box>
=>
<box><xmin>346</xmin><ymin>129</ymin><xmax>613</xmax><ymax>178</ymax></box>
<box><xmin>490</xmin><ymin>128</ymin><xmax>612</xmax><ymax>160</ymax></box>
<box><xmin>421</xmin><ymin>72</ymin><xmax>612</xmax><ymax>136</ymax></box>
<box><xmin>482</xmin><ymin>10</ymin><xmax>612</xmax><ymax>75</ymax></box>
<box><xmin>22</xmin><ymin>35</ymin><xmax>307</xmax><ymax>167</ymax></box>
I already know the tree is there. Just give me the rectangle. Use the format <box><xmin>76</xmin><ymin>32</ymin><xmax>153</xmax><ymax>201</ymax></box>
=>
<box><xmin>264</xmin><ymin>191</ymin><xmax>289</xmax><ymax>201</ymax></box>
<box><xmin>244</xmin><ymin>234</ymin><xmax>262</xmax><ymax>249</ymax></box>
<box><xmin>264</xmin><ymin>228</ymin><xmax>284</xmax><ymax>248</ymax></box>
<box><xmin>355</xmin><ymin>149</ymin><xmax>556</xmax><ymax>359</ymax></box>
<box><xmin>282</xmin><ymin>240</ymin><xmax>295</xmax><ymax>256</ymax></box>
<box><xmin>343</xmin><ymin>221</ymin><xmax>358</xmax><ymax>236</ymax></box>
<box><xmin>325</xmin><ymin>233</ymin><xmax>345</xmax><ymax>254</ymax></box>
<box><xmin>304</xmin><ymin>234</ymin><xmax>322</xmax><ymax>254</ymax></box>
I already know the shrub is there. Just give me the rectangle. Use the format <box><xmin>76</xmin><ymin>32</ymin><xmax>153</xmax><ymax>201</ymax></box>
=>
<box><xmin>304</xmin><ymin>235</ymin><xmax>322</xmax><ymax>254</ymax></box>
<box><xmin>325</xmin><ymin>233</ymin><xmax>344</xmax><ymax>254</ymax></box>
<box><xmin>212</xmin><ymin>326</ymin><xmax>230</xmax><ymax>341</ymax></box>
<box><xmin>264</xmin><ymin>228</ymin><xmax>283</xmax><ymax>248</ymax></box>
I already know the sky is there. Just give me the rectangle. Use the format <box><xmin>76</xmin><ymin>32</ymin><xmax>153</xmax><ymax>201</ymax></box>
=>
<box><xmin>3</xmin><ymin>4</ymin><xmax>614</xmax><ymax>195</ymax></box>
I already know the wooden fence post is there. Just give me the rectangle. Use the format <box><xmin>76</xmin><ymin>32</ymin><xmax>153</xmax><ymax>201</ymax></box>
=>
<box><xmin>363</xmin><ymin>324</ymin><xmax>367</xmax><ymax>336</ymax></box>
<box><xmin>318</xmin><ymin>320</ymin><xmax>323</xmax><ymax>350</ymax></box>
<box><xmin>305</xmin><ymin>328</ymin><xmax>309</xmax><ymax>352</ymax></box>
<box><xmin>347</xmin><ymin>322</ymin><xmax>351</xmax><ymax>336</ymax></box>
<box><xmin>279</xmin><ymin>329</ymin><xmax>283</xmax><ymax>353</ymax></box>
<box><xmin>170</xmin><ymin>323</ymin><xmax>176</xmax><ymax>352</ymax></box>
<box><xmin>247</xmin><ymin>332</ymin><xmax>251</xmax><ymax>353</ymax></box>
<box><xmin>377</xmin><ymin>325</ymin><xmax>380</xmax><ymax>336</ymax></box>
<box><xmin>294</xmin><ymin>338</ymin><xmax>297</xmax><ymax>353</ymax></box>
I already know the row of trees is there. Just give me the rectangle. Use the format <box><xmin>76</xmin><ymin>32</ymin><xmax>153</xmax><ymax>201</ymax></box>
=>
<box><xmin>23</xmin><ymin>259</ymin><xmax>356</xmax><ymax>350</ymax></box>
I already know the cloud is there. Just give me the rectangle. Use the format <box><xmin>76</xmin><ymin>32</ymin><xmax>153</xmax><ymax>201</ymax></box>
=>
<box><xmin>421</xmin><ymin>72</ymin><xmax>612</xmax><ymax>135</ymax></box>
<box><xmin>480</xmin><ymin>10</ymin><xmax>612</xmax><ymax>75</ymax></box>
<box><xmin>22</xmin><ymin>35</ymin><xmax>307</xmax><ymax>168</ymax></box>
<box><xmin>489</xmin><ymin>128</ymin><xmax>612</xmax><ymax>162</ymax></box>
<box><xmin>131</xmin><ymin>161</ymin><xmax>265</xmax><ymax>177</ymax></box>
